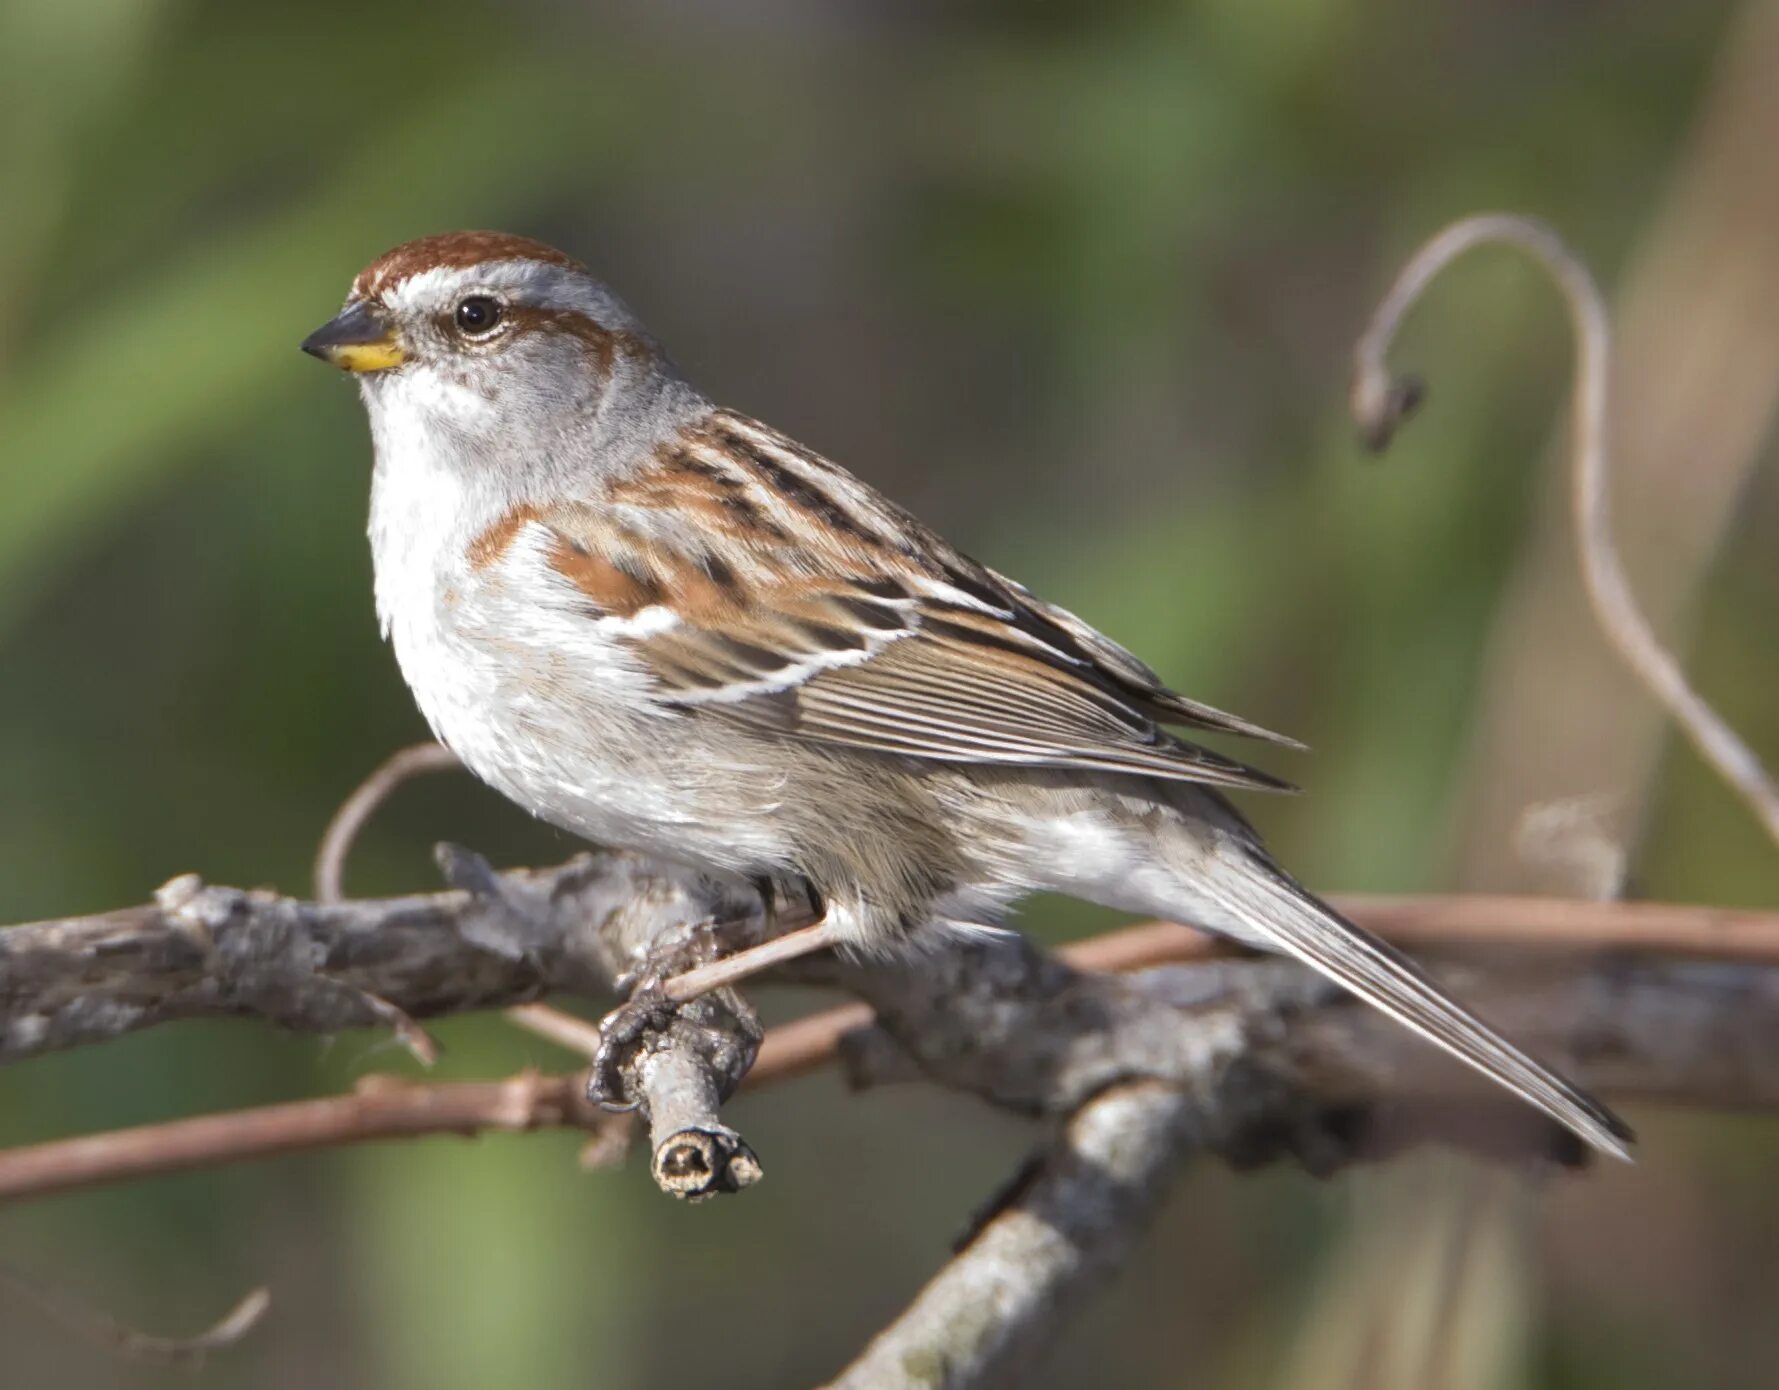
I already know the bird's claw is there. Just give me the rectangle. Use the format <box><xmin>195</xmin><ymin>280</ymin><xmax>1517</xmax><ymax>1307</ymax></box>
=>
<box><xmin>587</xmin><ymin>977</ymin><xmax>678</xmax><ymax>1110</ymax></box>
<box><xmin>586</xmin><ymin>930</ymin><xmax>728</xmax><ymax>1109</ymax></box>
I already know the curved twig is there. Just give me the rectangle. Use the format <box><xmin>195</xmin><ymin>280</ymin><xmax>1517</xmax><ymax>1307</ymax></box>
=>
<box><xmin>312</xmin><ymin>741</ymin><xmax>462</xmax><ymax>902</ymax></box>
<box><xmin>1353</xmin><ymin>212</ymin><xmax>1779</xmax><ymax>851</ymax></box>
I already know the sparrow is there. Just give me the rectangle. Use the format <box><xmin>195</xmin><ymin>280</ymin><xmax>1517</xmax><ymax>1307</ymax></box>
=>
<box><xmin>302</xmin><ymin>231</ymin><xmax>1632</xmax><ymax>1160</ymax></box>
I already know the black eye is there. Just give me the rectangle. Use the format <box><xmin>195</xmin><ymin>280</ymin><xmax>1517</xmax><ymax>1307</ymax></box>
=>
<box><xmin>454</xmin><ymin>296</ymin><xmax>503</xmax><ymax>337</ymax></box>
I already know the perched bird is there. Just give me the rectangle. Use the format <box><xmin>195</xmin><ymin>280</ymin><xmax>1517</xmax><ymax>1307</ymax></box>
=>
<box><xmin>302</xmin><ymin>231</ymin><xmax>1631</xmax><ymax>1159</ymax></box>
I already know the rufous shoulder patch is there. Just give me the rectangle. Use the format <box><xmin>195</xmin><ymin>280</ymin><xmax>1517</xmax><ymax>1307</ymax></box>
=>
<box><xmin>467</xmin><ymin>505</ymin><xmax>544</xmax><ymax>571</ymax></box>
<box><xmin>546</xmin><ymin>536</ymin><xmax>662</xmax><ymax>615</ymax></box>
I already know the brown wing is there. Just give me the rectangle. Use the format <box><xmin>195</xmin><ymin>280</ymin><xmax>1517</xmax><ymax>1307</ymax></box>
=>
<box><xmin>521</xmin><ymin>409</ymin><xmax>1300</xmax><ymax>792</ymax></box>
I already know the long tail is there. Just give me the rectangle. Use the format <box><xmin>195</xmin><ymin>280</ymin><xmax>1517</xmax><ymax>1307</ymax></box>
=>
<box><xmin>1195</xmin><ymin>850</ymin><xmax>1634</xmax><ymax>1161</ymax></box>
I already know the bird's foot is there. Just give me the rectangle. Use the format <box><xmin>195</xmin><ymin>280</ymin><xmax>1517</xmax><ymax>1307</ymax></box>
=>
<box><xmin>587</xmin><ymin>928</ymin><xmax>729</xmax><ymax>1110</ymax></box>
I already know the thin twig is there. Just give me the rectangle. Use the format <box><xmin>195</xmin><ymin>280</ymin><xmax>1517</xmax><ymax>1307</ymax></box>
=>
<box><xmin>1353</xmin><ymin>212</ymin><xmax>1779</xmax><ymax>850</ymax></box>
<box><xmin>0</xmin><ymin>1071</ymin><xmax>624</xmax><ymax>1205</ymax></box>
<box><xmin>747</xmin><ymin>1001</ymin><xmax>875</xmax><ymax>1087</ymax></box>
<box><xmin>503</xmin><ymin>1002</ymin><xmax>606</xmax><ymax>1057</ymax></box>
<box><xmin>0</xmin><ymin>992</ymin><xmax>841</xmax><ymax>1207</ymax></box>
<box><xmin>1063</xmin><ymin>893</ymin><xmax>1779</xmax><ymax>974</ymax></box>
<box><xmin>0</xmin><ymin>1265</ymin><xmax>270</xmax><ymax>1368</ymax></box>
<box><xmin>312</xmin><ymin>741</ymin><xmax>461</xmax><ymax>902</ymax></box>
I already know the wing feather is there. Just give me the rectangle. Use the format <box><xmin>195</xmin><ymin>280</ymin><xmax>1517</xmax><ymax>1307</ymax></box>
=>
<box><xmin>521</xmin><ymin>410</ymin><xmax>1300</xmax><ymax>793</ymax></box>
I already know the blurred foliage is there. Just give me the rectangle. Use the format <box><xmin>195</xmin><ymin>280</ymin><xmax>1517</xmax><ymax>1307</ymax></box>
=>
<box><xmin>2</xmin><ymin>1</ymin><xmax>1775</xmax><ymax>1387</ymax></box>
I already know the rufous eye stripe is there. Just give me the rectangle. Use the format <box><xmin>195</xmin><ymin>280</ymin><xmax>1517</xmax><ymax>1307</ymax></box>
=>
<box><xmin>500</xmin><ymin>305</ymin><xmax>658</xmax><ymax>372</ymax></box>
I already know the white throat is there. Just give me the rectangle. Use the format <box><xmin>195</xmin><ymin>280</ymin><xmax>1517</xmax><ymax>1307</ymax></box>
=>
<box><xmin>363</xmin><ymin>374</ymin><xmax>495</xmax><ymax>641</ymax></box>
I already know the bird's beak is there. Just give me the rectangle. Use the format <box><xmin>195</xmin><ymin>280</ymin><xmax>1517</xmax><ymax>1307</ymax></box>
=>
<box><xmin>300</xmin><ymin>300</ymin><xmax>407</xmax><ymax>373</ymax></box>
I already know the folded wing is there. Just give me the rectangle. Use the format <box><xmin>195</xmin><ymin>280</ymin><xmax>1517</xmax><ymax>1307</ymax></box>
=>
<box><xmin>531</xmin><ymin>410</ymin><xmax>1301</xmax><ymax>792</ymax></box>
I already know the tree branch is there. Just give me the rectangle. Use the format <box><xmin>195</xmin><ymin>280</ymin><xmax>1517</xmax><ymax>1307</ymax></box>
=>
<box><xmin>824</xmin><ymin>1081</ymin><xmax>1199</xmax><ymax>1390</ymax></box>
<box><xmin>9</xmin><ymin>875</ymin><xmax>1779</xmax><ymax>1207</ymax></box>
<box><xmin>0</xmin><ymin>851</ymin><xmax>746</xmax><ymax>1059</ymax></box>
<box><xmin>0</xmin><ymin>847</ymin><xmax>775</xmax><ymax>1199</ymax></box>
<box><xmin>11</xmin><ymin>863</ymin><xmax>1778</xmax><ymax>1069</ymax></box>
<box><xmin>816</xmin><ymin>928</ymin><xmax>1779</xmax><ymax>1152</ymax></box>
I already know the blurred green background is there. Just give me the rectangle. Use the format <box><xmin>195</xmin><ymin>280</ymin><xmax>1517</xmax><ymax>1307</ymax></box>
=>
<box><xmin>3</xmin><ymin>1</ymin><xmax>1777</xmax><ymax>1386</ymax></box>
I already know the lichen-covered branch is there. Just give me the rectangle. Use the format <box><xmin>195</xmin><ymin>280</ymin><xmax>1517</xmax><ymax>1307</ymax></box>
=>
<box><xmin>816</xmin><ymin>930</ymin><xmax>1779</xmax><ymax>1166</ymax></box>
<box><xmin>0</xmin><ymin>849</ymin><xmax>756</xmax><ymax>1061</ymax></box>
<box><xmin>12</xmin><ymin>859</ymin><xmax>1776</xmax><ymax>1069</ymax></box>
<box><xmin>0</xmin><ymin>848</ymin><xmax>767</xmax><ymax>1199</ymax></box>
<box><xmin>11</xmin><ymin>861</ymin><xmax>1779</xmax><ymax>1210</ymax></box>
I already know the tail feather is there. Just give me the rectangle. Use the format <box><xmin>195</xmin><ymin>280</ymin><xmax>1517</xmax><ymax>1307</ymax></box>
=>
<box><xmin>1199</xmin><ymin>855</ymin><xmax>1634</xmax><ymax>1162</ymax></box>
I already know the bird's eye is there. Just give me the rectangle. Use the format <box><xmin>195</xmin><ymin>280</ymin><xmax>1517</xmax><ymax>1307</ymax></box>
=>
<box><xmin>453</xmin><ymin>296</ymin><xmax>504</xmax><ymax>337</ymax></box>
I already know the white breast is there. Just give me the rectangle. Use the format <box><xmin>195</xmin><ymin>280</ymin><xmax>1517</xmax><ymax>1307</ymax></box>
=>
<box><xmin>361</xmin><ymin>387</ymin><xmax>793</xmax><ymax>873</ymax></box>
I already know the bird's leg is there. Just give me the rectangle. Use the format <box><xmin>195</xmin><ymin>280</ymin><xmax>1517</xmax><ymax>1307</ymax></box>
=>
<box><xmin>586</xmin><ymin>924</ymin><xmax>723</xmax><ymax>1110</ymax></box>
<box><xmin>659</xmin><ymin>915</ymin><xmax>847</xmax><ymax>1001</ymax></box>
<box><xmin>587</xmin><ymin>890</ymin><xmax>837</xmax><ymax>1109</ymax></box>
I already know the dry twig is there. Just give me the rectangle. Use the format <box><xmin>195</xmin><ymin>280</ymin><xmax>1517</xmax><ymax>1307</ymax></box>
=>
<box><xmin>312</xmin><ymin>741</ymin><xmax>461</xmax><ymax>902</ymax></box>
<box><xmin>1352</xmin><ymin>212</ymin><xmax>1779</xmax><ymax>850</ymax></box>
<box><xmin>0</xmin><ymin>1072</ymin><xmax>627</xmax><ymax>1205</ymax></box>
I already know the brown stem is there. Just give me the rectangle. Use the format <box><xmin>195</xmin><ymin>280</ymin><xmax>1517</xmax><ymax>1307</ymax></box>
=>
<box><xmin>1064</xmin><ymin>893</ymin><xmax>1779</xmax><ymax>974</ymax></box>
<box><xmin>0</xmin><ymin>1072</ymin><xmax>623</xmax><ymax>1205</ymax></box>
<box><xmin>311</xmin><ymin>741</ymin><xmax>462</xmax><ymax>902</ymax></box>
